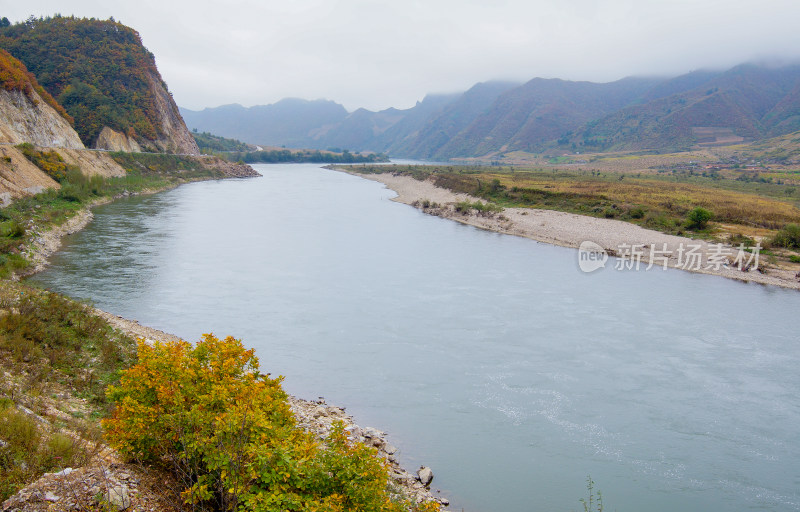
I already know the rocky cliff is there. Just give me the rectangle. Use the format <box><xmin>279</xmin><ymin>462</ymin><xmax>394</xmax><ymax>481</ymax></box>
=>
<box><xmin>0</xmin><ymin>48</ymin><xmax>83</xmax><ymax>149</ymax></box>
<box><xmin>144</xmin><ymin>70</ymin><xmax>200</xmax><ymax>155</ymax></box>
<box><xmin>93</xmin><ymin>127</ymin><xmax>142</xmax><ymax>153</ymax></box>
<box><xmin>0</xmin><ymin>16</ymin><xmax>200</xmax><ymax>155</ymax></box>
<box><xmin>0</xmin><ymin>88</ymin><xmax>84</xmax><ymax>149</ymax></box>
<box><xmin>93</xmin><ymin>71</ymin><xmax>201</xmax><ymax>155</ymax></box>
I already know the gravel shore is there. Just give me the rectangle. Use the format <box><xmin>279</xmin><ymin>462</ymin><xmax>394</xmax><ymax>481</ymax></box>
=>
<box><xmin>353</xmin><ymin>171</ymin><xmax>800</xmax><ymax>291</ymax></box>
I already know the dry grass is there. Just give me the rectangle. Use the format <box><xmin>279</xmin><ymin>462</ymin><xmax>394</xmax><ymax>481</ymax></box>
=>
<box><xmin>486</xmin><ymin>172</ymin><xmax>800</xmax><ymax>228</ymax></box>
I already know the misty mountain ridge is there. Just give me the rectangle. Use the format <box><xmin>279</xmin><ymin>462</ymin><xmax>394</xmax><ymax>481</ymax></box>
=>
<box><xmin>181</xmin><ymin>62</ymin><xmax>800</xmax><ymax>159</ymax></box>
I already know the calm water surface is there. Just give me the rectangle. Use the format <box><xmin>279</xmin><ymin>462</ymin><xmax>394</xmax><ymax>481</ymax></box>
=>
<box><xmin>30</xmin><ymin>164</ymin><xmax>800</xmax><ymax>512</ymax></box>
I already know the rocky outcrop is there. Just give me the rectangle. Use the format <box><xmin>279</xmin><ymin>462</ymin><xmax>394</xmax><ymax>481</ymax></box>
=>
<box><xmin>92</xmin><ymin>72</ymin><xmax>200</xmax><ymax>156</ymax></box>
<box><xmin>136</xmin><ymin>71</ymin><xmax>200</xmax><ymax>155</ymax></box>
<box><xmin>0</xmin><ymin>88</ymin><xmax>84</xmax><ymax>149</ymax></box>
<box><xmin>94</xmin><ymin>127</ymin><xmax>143</xmax><ymax>153</ymax></box>
<box><xmin>195</xmin><ymin>155</ymin><xmax>261</xmax><ymax>178</ymax></box>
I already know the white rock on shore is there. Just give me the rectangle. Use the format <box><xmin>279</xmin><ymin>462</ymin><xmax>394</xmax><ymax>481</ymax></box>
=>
<box><xmin>288</xmin><ymin>396</ymin><xmax>449</xmax><ymax>507</ymax></box>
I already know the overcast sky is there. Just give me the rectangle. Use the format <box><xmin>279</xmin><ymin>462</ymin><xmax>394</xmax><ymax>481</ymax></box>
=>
<box><xmin>6</xmin><ymin>0</ymin><xmax>800</xmax><ymax>112</ymax></box>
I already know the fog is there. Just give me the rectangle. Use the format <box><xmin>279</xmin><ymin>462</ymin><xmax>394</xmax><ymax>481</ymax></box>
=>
<box><xmin>6</xmin><ymin>0</ymin><xmax>800</xmax><ymax>111</ymax></box>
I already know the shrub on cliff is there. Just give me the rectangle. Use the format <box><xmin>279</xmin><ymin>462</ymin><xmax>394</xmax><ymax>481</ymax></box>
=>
<box><xmin>16</xmin><ymin>142</ymin><xmax>79</xmax><ymax>182</ymax></box>
<box><xmin>103</xmin><ymin>334</ymin><xmax>439</xmax><ymax>512</ymax></box>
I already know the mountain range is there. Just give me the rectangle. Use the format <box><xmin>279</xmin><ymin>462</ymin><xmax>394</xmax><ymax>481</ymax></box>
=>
<box><xmin>181</xmin><ymin>63</ymin><xmax>800</xmax><ymax>159</ymax></box>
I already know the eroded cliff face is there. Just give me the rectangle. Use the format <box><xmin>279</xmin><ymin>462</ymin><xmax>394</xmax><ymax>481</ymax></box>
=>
<box><xmin>0</xmin><ymin>146</ymin><xmax>59</xmax><ymax>204</ymax></box>
<box><xmin>0</xmin><ymin>145</ymin><xmax>127</xmax><ymax>204</ymax></box>
<box><xmin>144</xmin><ymin>71</ymin><xmax>200</xmax><ymax>155</ymax></box>
<box><xmin>94</xmin><ymin>127</ymin><xmax>142</xmax><ymax>153</ymax></box>
<box><xmin>57</xmin><ymin>149</ymin><xmax>126</xmax><ymax>178</ymax></box>
<box><xmin>0</xmin><ymin>88</ymin><xmax>84</xmax><ymax>149</ymax></box>
<box><xmin>91</xmin><ymin>72</ymin><xmax>200</xmax><ymax>155</ymax></box>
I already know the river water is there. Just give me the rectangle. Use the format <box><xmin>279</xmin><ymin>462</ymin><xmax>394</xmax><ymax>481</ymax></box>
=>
<box><xmin>29</xmin><ymin>164</ymin><xmax>800</xmax><ymax>512</ymax></box>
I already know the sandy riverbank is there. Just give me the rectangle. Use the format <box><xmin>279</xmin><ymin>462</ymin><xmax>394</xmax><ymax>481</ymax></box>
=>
<box><xmin>351</xmin><ymin>171</ymin><xmax>800</xmax><ymax>291</ymax></box>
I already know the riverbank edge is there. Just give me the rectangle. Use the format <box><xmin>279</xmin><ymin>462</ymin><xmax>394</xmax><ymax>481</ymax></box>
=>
<box><xmin>340</xmin><ymin>169</ymin><xmax>800</xmax><ymax>291</ymax></box>
<box><xmin>8</xmin><ymin>172</ymin><xmax>449</xmax><ymax>509</ymax></box>
<box><xmin>96</xmin><ymin>311</ymin><xmax>450</xmax><ymax>508</ymax></box>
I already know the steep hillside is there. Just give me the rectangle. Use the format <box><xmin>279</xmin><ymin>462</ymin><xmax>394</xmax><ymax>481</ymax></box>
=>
<box><xmin>181</xmin><ymin>99</ymin><xmax>349</xmax><ymax>147</ymax></box>
<box><xmin>433</xmin><ymin>76</ymin><xmax>661</xmax><ymax>158</ymax></box>
<box><xmin>0</xmin><ymin>49</ymin><xmax>83</xmax><ymax>149</ymax></box>
<box><xmin>0</xmin><ymin>16</ymin><xmax>199</xmax><ymax>154</ymax></box>
<box><xmin>570</xmin><ymin>64</ymin><xmax>800</xmax><ymax>152</ymax></box>
<box><xmin>309</xmin><ymin>106</ymin><xmax>407</xmax><ymax>150</ymax></box>
<box><xmin>764</xmin><ymin>80</ymin><xmax>800</xmax><ymax>135</ymax></box>
<box><xmin>387</xmin><ymin>81</ymin><xmax>519</xmax><ymax>159</ymax></box>
<box><xmin>312</xmin><ymin>93</ymin><xmax>459</xmax><ymax>152</ymax></box>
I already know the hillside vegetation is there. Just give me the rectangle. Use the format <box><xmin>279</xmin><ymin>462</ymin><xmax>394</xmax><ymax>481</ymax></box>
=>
<box><xmin>104</xmin><ymin>334</ymin><xmax>440</xmax><ymax>511</ymax></box>
<box><xmin>0</xmin><ymin>16</ymin><xmax>189</xmax><ymax>150</ymax></box>
<box><xmin>193</xmin><ymin>130</ymin><xmax>254</xmax><ymax>153</ymax></box>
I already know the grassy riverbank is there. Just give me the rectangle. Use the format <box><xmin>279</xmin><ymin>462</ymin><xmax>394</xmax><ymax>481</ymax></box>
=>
<box><xmin>0</xmin><ymin>282</ymin><xmax>137</xmax><ymax>501</ymax></box>
<box><xmin>344</xmin><ymin>163</ymin><xmax>800</xmax><ymax>268</ymax></box>
<box><xmin>0</xmin><ymin>153</ymin><xmax>244</xmax><ymax>498</ymax></box>
<box><xmin>0</xmin><ymin>153</ymin><xmax>243</xmax><ymax>279</ymax></box>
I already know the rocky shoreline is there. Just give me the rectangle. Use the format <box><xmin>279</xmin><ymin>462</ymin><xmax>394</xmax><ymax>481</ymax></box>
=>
<box><xmin>289</xmin><ymin>397</ymin><xmax>448</xmax><ymax>507</ymax></box>
<box><xmin>92</xmin><ymin>313</ymin><xmax>451</xmax><ymax>508</ymax></box>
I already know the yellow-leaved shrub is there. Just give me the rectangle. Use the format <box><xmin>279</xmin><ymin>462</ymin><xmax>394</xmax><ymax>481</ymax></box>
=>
<box><xmin>103</xmin><ymin>334</ymin><xmax>439</xmax><ymax>512</ymax></box>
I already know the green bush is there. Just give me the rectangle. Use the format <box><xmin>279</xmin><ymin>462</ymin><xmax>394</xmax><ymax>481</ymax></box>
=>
<box><xmin>629</xmin><ymin>206</ymin><xmax>646</xmax><ymax>219</ymax></box>
<box><xmin>0</xmin><ymin>220</ymin><xmax>25</xmax><ymax>238</ymax></box>
<box><xmin>686</xmin><ymin>207</ymin><xmax>713</xmax><ymax>230</ymax></box>
<box><xmin>454</xmin><ymin>200</ymin><xmax>503</xmax><ymax>214</ymax></box>
<box><xmin>771</xmin><ymin>223</ymin><xmax>800</xmax><ymax>249</ymax></box>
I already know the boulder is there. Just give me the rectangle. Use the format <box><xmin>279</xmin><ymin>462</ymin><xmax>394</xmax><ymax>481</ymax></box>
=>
<box><xmin>106</xmin><ymin>485</ymin><xmax>131</xmax><ymax>510</ymax></box>
<box><xmin>416</xmin><ymin>466</ymin><xmax>434</xmax><ymax>487</ymax></box>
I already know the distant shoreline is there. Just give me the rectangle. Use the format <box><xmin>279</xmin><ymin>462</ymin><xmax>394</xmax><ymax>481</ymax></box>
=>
<box><xmin>343</xmin><ymin>169</ymin><xmax>800</xmax><ymax>291</ymax></box>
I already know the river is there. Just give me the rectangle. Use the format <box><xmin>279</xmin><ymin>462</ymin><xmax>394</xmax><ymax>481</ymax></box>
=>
<box><xmin>29</xmin><ymin>163</ymin><xmax>800</xmax><ymax>512</ymax></box>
